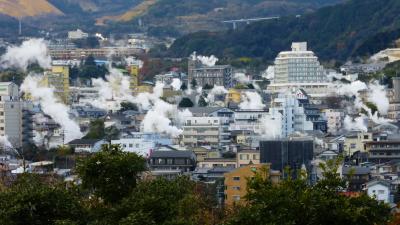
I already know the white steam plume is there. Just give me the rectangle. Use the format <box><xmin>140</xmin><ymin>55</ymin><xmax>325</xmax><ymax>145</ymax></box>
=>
<box><xmin>171</xmin><ymin>78</ymin><xmax>182</xmax><ymax>91</ymax></box>
<box><xmin>262</xmin><ymin>66</ymin><xmax>275</xmax><ymax>80</ymax></box>
<box><xmin>21</xmin><ymin>74</ymin><xmax>83</xmax><ymax>143</ymax></box>
<box><xmin>234</xmin><ymin>73</ymin><xmax>250</xmax><ymax>83</ymax></box>
<box><xmin>336</xmin><ymin>80</ymin><xmax>390</xmax><ymax>125</ymax></box>
<box><xmin>0</xmin><ymin>135</ymin><xmax>13</xmax><ymax>150</ymax></box>
<box><xmin>260</xmin><ymin>114</ymin><xmax>282</xmax><ymax>139</ymax></box>
<box><xmin>0</xmin><ymin>39</ymin><xmax>51</xmax><ymax>71</ymax></box>
<box><xmin>239</xmin><ymin>92</ymin><xmax>265</xmax><ymax>110</ymax></box>
<box><xmin>344</xmin><ymin>115</ymin><xmax>368</xmax><ymax>132</ymax></box>
<box><xmin>207</xmin><ymin>86</ymin><xmax>228</xmax><ymax>103</ymax></box>
<box><xmin>91</xmin><ymin>68</ymin><xmax>132</xmax><ymax>110</ymax></box>
<box><xmin>368</xmin><ymin>81</ymin><xmax>389</xmax><ymax>115</ymax></box>
<box><xmin>141</xmin><ymin>98</ymin><xmax>192</xmax><ymax>137</ymax></box>
<box><xmin>193</xmin><ymin>53</ymin><xmax>219</xmax><ymax>67</ymax></box>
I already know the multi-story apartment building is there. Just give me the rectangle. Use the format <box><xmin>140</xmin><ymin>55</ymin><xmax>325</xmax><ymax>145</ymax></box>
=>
<box><xmin>324</xmin><ymin>109</ymin><xmax>345</xmax><ymax>134</ymax></box>
<box><xmin>0</xmin><ymin>82</ymin><xmax>24</xmax><ymax>148</ymax></box>
<box><xmin>273</xmin><ymin>42</ymin><xmax>327</xmax><ymax>83</ymax></box>
<box><xmin>343</xmin><ymin>131</ymin><xmax>372</xmax><ymax>156</ymax></box>
<box><xmin>237</xmin><ymin>150</ymin><xmax>260</xmax><ymax>167</ymax></box>
<box><xmin>41</xmin><ymin>65</ymin><xmax>70</xmax><ymax>104</ymax></box>
<box><xmin>182</xmin><ymin>117</ymin><xmax>230</xmax><ymax>148</ymax></box>
<box><xmin>224</xmin><ymin>164</ymin><xmax>280</xmax><ymax>205</ymax></box>
<box><xmin>148</xmin><ymin>150</ymin><xmax>197</xmax><ymax>178</ymax></box>
<box><xmin>365</xmin><ymin>139</ymin><xmax>400</xmax><ymax>163</ymax></box>
<box><xmin>268</xmin><ymin>42</ymin><xmax>330</xmax><ymax>96</ymax></box>
<box><xmin>270</xmin><ymin>93</ymin><xmax>314</xmax><ymax>137</ymax></box>
<box><xmin>259</xmin><ymin>138</ymin><xmax>314</xmax><ymax>173</ymax></box>
<box><xmin>388</xmin><ymin>77</ymin><xmax>400</xmax><ymax>120</ymax></box>
<box><xmin>188</xmin><ymin>54</ymin><xmax>233</xmax><ymax>88</ymax></box>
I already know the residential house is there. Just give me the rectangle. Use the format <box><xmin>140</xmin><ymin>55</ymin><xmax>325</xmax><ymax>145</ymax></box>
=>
<box><xmin>67</xmin><ymin>139</ymin><xmax>108</xmax><ymax>153</ymax></box>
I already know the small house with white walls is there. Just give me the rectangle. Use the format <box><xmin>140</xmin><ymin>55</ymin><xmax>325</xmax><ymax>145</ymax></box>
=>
<box><xmin>365</xmin><ymin>180</ymin><xmax>391</xmax><ymax>203</ymax></box>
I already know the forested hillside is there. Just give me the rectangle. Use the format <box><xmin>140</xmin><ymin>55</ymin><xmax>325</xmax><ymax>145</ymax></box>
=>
<box><xmin>168</xmin><ymin>0</ymin><xmax>400</xmax><ymax>61</ymax></box>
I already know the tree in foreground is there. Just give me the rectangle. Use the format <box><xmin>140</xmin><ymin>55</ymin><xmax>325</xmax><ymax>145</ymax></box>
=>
<box><xmin>76</xmin><ymin>144</ymin><xmax>146</xmax><ymax>204</ymax></box>
<box><xmin>0</xmin><ymin>174</ymin><xmax>84</xmax><ymax>225</ymax></box>
<box><xmin>225</xmin><ymin>160</ymin><xmax>392</xmax><ymax>225</ymax></box>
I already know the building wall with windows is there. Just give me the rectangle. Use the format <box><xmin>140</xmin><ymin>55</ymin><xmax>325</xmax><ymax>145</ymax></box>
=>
<box><xmin>111</xmin><ymin>133</ymin><xmax>172</xmax><ymax>157</ymax></box>
<box><xmin>0</xmin><ymin>82</ymin><xmax>23</xmax><ymax>148</ymax></box>
<box><xmin>182</xmin><ymin>117</ymin><xmax>230</xmax><ymax>148</ymax></box>
<box><xmin>237</xmin><ymin>150</ymin><xmax>260</xmax><ymax>167</ymax></box>
<box><xmin>343</xmin><ymin>132</ymin><xmax>372</xmax><ymax>156</ymax></box>
<box><xmin>273</xmin><ymin>42</ymin><xmax>327</xmax><ymax>84</ymax></box>
<box><xmin>224</xmin><ymin>164</ymin><xmax>280</xmax><ymax>205</ymax></box>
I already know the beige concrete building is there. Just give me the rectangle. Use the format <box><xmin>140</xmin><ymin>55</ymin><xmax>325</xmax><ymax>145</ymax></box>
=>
<box><xmin>224</xmin><ymin>164</ymin><xmax>280</xmax><ymax>205</ymax></box>
<box><xmin>343</xmin><ymin>131</ymin><xmax>373</xmax><ymax>156</ymax></box>
<box><xmin>198</xmin><ymin>158</ymin><xmax>237</xmax><ymax>169</ymax></box>
<box><xmin>237</xmin><ymin>150</ymin><xmax>260</xmax><ymax>167</ymax></box>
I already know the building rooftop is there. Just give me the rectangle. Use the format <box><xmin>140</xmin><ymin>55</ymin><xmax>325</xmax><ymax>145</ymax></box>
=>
<box><xmin>68</xmin><ymin>139</ymin><xmax>103</xmax><ymax>145</ymax></box>
<box><xmin>342</xmin><ymin>166</ymin><xmax>371</xmax><ymax>175</ymax></box>
<box><xmin>150</xmin><ymin>150</ymin><xmax>195</xmax><ymax>158</ymax></box>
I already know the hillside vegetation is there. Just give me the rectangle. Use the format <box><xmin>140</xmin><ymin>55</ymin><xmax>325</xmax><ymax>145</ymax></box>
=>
<box><xmin>168</xmin><ymin>0</ymin><xmax>400</xmax><ymax>61</ymax></box>
<box><xmin>0</xmin><ymin>0</ymin><xmax>62</xmax><ymax>18</ymax></box>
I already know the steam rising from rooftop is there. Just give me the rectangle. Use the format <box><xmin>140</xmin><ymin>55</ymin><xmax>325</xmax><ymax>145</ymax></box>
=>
<box><xmin>0</xmin><ymin>38</ymin><xmax>51</xmax><ymax>71</ymax></box>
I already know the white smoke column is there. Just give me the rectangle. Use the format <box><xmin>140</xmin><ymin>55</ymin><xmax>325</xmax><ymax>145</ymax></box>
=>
<box><xmin>368</xmin><ymin>81</ymin><xmax>389</xmax><ymax>115</ymax></box>
<box><xmin>196</xmin><ymin>55</ymin><xmax>218</xmax><ymax>67</ymax></box>
<box><xmin>234</xmin><ymin>72</ymin><xmax>250</xmax><ymax>83</ymax></box>
<box><xmin>141</xmin><ymin>99</ymin><xmax>192</xmax><ymax>137</ymax></box>
<box><xmin>134</xmin><ymin>82</ymin><xmax>164</xmax><ymax>110</ymax></box>
<box><xmin>344</xmin><ymin>115</ymin><xmax>368</xmax><ymax>132</ymax></box>
<box><xmin>91</xmin><ymin>68</ymin><xmax>132</xmax><ymax>110</ymax></box>
<box><xmin>21</xmin><ymin>75</ymin><xmax>83</xmax><ymax>142</ymax></box>
<box><xmin>260</xmin><ymin>113</ymin><xmax>282</xmax><ymax>139</ymax></box>
<box><xmin>239</xmin><ymin>92</ymin><xmax>265</xmax><ymax>110</ymax></box>
<box><xmin>170</xmin><ymin>78</ymin><xmax>182</xmax><ymax>91</ymax></box>
<box><xmin>0</xmin><ymin>39</ymin><xmax>51</xmax><ymax>71</ymax></box>
<box><xmin>262</xmin><ymin>66</ymin><xmax>275</xmax><ymax>80</ymax></box>
<box><xmin>207</xmin><ymin>86</ymin><xmax>228</xmax><ymax>103</ymax></box>
<box><xmin>0</xmin><ymin>135</ymin><xmax>13</xmax><ymax>149</ymax></box>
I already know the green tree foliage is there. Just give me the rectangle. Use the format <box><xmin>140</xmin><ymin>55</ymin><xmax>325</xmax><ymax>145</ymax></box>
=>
<box><xmin>76</xmin><ymin>144</ymin><xmax>146</xmax><ymax>204</ymax></box>
<box><xmin>116</xmin><ymin>176</ymin><xmax>216</xmax><ymax>225</ymax></box>
<box><xmin>70</xmin><ymin>55</ymin><xmax>108</xmax><ymax>81</ymax></box>
<box><xmin>180</xmin><ymin>82</ymin><xmax>188</xmax><ymax>91</ymax></box>
<box><xmin>178</xmin><ymin>97</ymin><xmax>194</xmax><ymax>107</ymax></box>
<box><xmin>84</xmin><ymin>119</ymin><xmax>105</xmax><ymax>139</ymax></box>
<box><xmin>198</xmin><ymin>96</ymin><xmax>208</xmax><ymax>107</ymax></box>
<box><xmin>226</xmin><ymin>159</ymin><xmax>392</xmax><ymax>225</ymax></box>
<box><xmin>203</xmin><ymin>84</ymin><xmax>214</xmax><ymax>90</ymax></box>
<box><xmin>169</xmin><ymin>0</ymin><xmax>400</xmax><ymax>61</ymax></box>
<box><xmin>191</xmin><ymin>79</ymin><xmax>197</xmax><ymax>88</ymax></box>
<box><xmin>0</xmin><ymin>174</ymin><xmax>84</xmax><ymax>225</ymax></box>
<box><xmin>119</xmin><ymin>102</ymin><xmax>138</xmax><ymax>112</ymax></box>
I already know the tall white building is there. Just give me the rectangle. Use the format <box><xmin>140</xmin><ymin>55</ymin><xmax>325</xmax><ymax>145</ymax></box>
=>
<box><xmin>0</xmin><ymin>82</ymin><xmax>23</xmax><ymax>148</ymax></box>
<box><xmin>268</xmin><ymin>42</ymin><xmax>331</xmax><ymax>96</ymax></box>
<box><xmin>274</xmin><ymin>42</ymin><xmax>327</xmax><ymax>83</ymax></box>
<box><xmin>270</xmin><ymin>92</ymin><xmax>314</xmax><ymax>137</ymax></box>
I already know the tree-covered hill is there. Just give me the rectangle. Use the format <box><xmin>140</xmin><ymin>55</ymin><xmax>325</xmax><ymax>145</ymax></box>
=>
<box><xmin>168</xmin><ymin>0</ymin><xmax>400</xmax><ymax>62</ymax></box>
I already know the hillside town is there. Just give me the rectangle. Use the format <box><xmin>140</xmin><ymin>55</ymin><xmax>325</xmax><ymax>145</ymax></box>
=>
<box><xmin>1</xmin><ymin>31</ymin><xmax>400</xmax><ymax>210</ymax></box>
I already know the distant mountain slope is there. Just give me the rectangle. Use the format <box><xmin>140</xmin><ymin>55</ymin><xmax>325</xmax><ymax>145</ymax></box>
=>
<box><xmin>0</xmin><ymin>0</ymin><xmax>62</xmax><ymax>18</ymax></box>
<box><xmin>168</xmin><ymin>0</ymin><xmax>400</xmax><ymax>61</ymax></box>
<box><xmin>105</xmin><ymin>0</ymin><xmax>345</xmax><ymax>35</ymax></box>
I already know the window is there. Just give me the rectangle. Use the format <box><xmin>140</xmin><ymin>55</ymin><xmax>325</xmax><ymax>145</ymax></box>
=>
<box><xmin>129</xmin><ymin>144</ymin><xmax>133</xmax><ymax>148</ymax></box>
<box><xmin>232</xmin><ymin>186</ymin><xmax>240</xmax><ymax>190</ymax></box>
<box><xmin>378</xmin><ymin>190</ymin><xmax>385</xmax><ymax>194</ymax></box>
<box><xmin>233</xmin><ymin>195</ymin><xmax>241</xmax><ymax>201</ymax></box>
<box><xmin>233</xmin><ymin>176</ymin><xmax>240</xmax><ymax>181</ymax></box>
<box><xmin>364</xmin><ymin>135</ymin><xmax>369</xmax><ymax>139</ymax></box>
